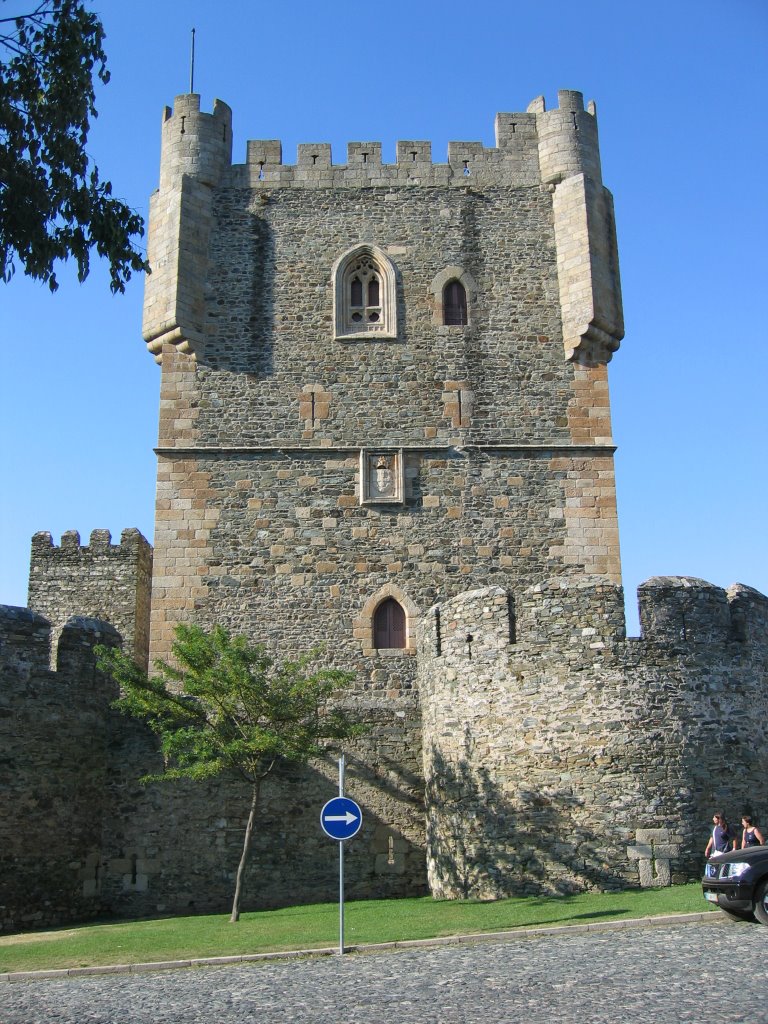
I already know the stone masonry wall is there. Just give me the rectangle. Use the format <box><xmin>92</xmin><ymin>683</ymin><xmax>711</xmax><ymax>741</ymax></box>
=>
<box><xmin>418</xmin><ymin>578</ymin><xmax>768</xmax><ymax>899</ymax></box>
<box><xmin>0</xmin><ymin>603</ymin><xmax>426</xmax><ymax>932</ymax></box>
<box><xmin>0</xmin><ymin>609</ymin><xmax>121</xmax><ymax>932</ymax></box>
<box><xmin>97</xmin><ymin>700</ymin><xmax>426</xmax><ymax>923</ymax></box>
<box><xmin>148</xmin><ymin>92</ymin><xmax>624</xmax><ymax>669</ymax></box>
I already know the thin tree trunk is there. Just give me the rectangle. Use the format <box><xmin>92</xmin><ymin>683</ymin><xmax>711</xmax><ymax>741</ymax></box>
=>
<box><xmin>230</xmin><ymin>780</ymin><xmax>260</xmax><ymax>923</ymax></box>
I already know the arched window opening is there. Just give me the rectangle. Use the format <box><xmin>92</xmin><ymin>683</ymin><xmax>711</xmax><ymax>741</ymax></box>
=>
<box><xmin>373</xmin><ymin>598</ymin><xmax>406</xmax><ymax>649</ymax></box>
<box><xmin>333</xmin><ymin>244</ymin><xmax>398</xmax><ymax>340</ymax></box>
<box><xmin>443</xmin><ymin>279</ymin><xmax>468</xmax><ymax>326</ymax></box>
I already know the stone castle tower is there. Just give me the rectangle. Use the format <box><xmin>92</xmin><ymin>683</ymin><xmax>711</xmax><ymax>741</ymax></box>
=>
<box><xmin>1</xmin><ymin>90</ymin><xmax>765</xmax><ymax>933</ymax></box>
<box><xmin>142</xmin><ymin>88</ymin><xmax>624</xmax><ymax>672</ymax></box>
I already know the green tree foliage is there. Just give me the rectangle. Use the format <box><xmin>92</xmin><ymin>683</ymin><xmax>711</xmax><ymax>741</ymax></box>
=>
<box><xmin>0</xmin><ymin>1</ymin><xmax>149</xmax><ymax>291</ymax></box>
<box><xmin>97</xmin><ymin>624</ymin><xmax>361</xmax><ymax>922</ymax></box>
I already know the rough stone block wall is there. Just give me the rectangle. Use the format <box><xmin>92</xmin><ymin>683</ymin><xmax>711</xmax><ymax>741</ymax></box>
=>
<box><xmin>419</xmin><ymin>579</ymin><xmax>768</xmax><ymax>899</ymax></box>
<box><xmin>0</xmin><ymin>609</ymin><xmax>121</xmax><ymax>933</ymax></box>
<box><xmin>27</xmin><ymin>528</ymin><xmax>153</xmax><ymax>670</ymax></box>
<box><xmin>97</xmin><ymin>702</ymin><xmax>427</xmax><ymax>922</ymax></box>
<box><xmin>0</xmin><ymin>606</ymin><xmax>425</xmax><ymax>931</ymax></box>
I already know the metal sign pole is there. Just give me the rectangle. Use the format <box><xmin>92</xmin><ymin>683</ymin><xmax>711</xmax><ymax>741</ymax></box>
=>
<box><xmin>320</xmin><ymin>759</ymin><xmax>361</xmax><ymax>956</ymax></box>
<box><xmin>339</xmin><ymin>838</ymin><xmax>345</xmax><ymax>955</ymax></box>
<box><xmin>338</xmin><ymin>755</ymin><xmax>345</xmax><ymax>956</ymax></box>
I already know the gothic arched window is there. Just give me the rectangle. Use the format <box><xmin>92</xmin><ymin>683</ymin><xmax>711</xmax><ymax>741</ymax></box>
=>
<box><xmin>373</xmin><ymin>598</ymin><xmax>406</xmax><ymax>649</ymax></box>
<box><xmin>332</xmin><ymin>244</ymin><xmax>398</xmax><ymax>340</ymax></box>
<box><xmin>443</xmin><ymin>279</ymin><xmax>468</xmax><ymax>326</ymax></box>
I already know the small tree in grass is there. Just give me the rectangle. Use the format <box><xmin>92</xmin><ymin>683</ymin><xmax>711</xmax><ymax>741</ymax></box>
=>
<box><xmin>97</xmin><ymin>624</ymin><xmax>361</xmax><ymax>923</ymax></box>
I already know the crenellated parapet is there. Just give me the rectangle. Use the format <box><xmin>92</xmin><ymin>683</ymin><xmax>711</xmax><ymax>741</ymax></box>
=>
<box><xmin>219</xmin><ymin>90</ymin><xmax>600</xmax><ymax>189</ymax></box>
<box><xmin>516</xmin><ymin>574</ymin><xmax>626</xmax><ymax>645</ymax></box>
<box><xmin>639</xmin><ymin>576</ymin><xmax>733</xmax><ymax>643</ymax></box>
<box><xmin>637</xmin><ymin>576</ymin><xmax>768</xmax><ymax>646</ymax></box>
<box><xmin>28</xmin><ymin>528</ymin><xmax>152</xmax><ymax>671</ymax></box>
<box><xmin>0</xmin><ymin>605</ymin><xmax>121</xmax><ymax>702</ymax></box>
<box><xmin>0</xmin><ymin>605</ymin><xmax>52</xmax><ymax>683</ymax></box>
<box><xmin>727</xmin><ymin>583</ymin><xmax>768</xmax><ymax>642</ymax></box>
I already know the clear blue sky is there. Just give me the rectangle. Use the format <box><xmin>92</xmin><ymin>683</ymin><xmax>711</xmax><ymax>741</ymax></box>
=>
<box><xmin>1</xmin><ymin>0</ymin><xmax>766</xmax><ymax>635</ymax></box>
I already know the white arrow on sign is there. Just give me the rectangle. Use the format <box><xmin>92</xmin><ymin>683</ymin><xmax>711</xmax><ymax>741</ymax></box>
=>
<box><xmin>324</xmin><ymin>811</ymin><xmax>358</xmax><ymax>825</ymax></box>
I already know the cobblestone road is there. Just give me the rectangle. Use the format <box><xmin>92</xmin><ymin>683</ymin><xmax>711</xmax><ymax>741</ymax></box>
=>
<box><xmin>2</xmin><ymin>919</ymin><xmax>767</xmax><ymax>1024</ymax></box>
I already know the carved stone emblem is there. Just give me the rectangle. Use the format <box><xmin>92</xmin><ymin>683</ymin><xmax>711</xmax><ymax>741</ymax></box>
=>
<box><xmin>360</xmin><ymin>449</ymin><xmax>404</xmax><ymax>504</ymax></box>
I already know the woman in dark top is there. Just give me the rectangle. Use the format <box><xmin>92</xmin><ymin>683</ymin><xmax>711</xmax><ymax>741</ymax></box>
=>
<box><xmin>741</xmin><ymin>815</ymin><xmax>765</xmax><ymax>848</ymax></box>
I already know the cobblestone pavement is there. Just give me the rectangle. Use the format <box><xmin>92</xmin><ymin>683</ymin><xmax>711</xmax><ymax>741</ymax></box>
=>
<box><xmin>2</xmin><ymin>919</ymin><xmax>767</xmax><ymax>1024</ymax></box>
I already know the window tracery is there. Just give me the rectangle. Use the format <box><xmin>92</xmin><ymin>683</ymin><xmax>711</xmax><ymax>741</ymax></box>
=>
<box><xmin>333</xmin><ymin>244</ymin><xmax>398</xmax><ymax>340</ymax></box>
<box><xmin>348</xmin><ymin>255</ymin><xmax>382</xmax><ymax>329</ymax></box>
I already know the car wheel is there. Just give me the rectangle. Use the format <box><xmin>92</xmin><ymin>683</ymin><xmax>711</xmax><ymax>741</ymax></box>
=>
<box><xmin>753</xmin><ymin>879</ymin><xmax>768</xmax><ymax>926</ymax></box>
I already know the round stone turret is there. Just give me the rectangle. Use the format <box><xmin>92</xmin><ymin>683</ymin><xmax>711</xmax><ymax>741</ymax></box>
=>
<box><xmin>159</xmin><ymin>94</ymin><xmax>232</xmax><ymax>191</ymax></box>
<box><xmin>536</xmin><ymin>89</ymin><xmax>602</xmax><ymax>185</ymax></box>
<box><xmin>144</xmin><ymin>95</ymin><xmax>232</xmax><ymax>361</ymax></box>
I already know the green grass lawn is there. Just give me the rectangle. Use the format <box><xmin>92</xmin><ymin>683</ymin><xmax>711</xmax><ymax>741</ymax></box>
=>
<box><xmin>0</xmin><ymin>884</ymin><xmax>714</xmax><ymax>974</ymax></box>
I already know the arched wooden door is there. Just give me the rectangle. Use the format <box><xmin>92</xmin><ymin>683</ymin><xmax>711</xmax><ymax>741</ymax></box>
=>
<box><xmin>373</xmin><ymin>597</ymin><xmax>406</xmax><ymax>649</ymax></box>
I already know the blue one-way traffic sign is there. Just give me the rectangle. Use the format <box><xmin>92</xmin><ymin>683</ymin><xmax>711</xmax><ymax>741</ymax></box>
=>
<box><xmin>320</xmin><ymin>796</ymin><xmax>363</xmax><ymax>841</ymax></box>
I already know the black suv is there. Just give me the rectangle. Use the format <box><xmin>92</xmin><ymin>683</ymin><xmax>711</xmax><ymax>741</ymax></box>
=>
<box><xmin>703</xmin><ymin>846</ymin><xmax>768</xmax><ymax>924</ymax></box>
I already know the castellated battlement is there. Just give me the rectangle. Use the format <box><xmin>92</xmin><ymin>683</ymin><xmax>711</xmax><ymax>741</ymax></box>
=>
<box><xmin>0</xmin><ymin>605</ymin><xmax>121</xmax><ymax>686</ymax></box>
<box><xmin>421</xmin><ymin>575</ymin><xmax>768</xmax><ymax>654</ymax></box>
<box><xmin>154</xmin><ymin>89</ymin><xmax>599</xmax><ymax>190</ymax></box>
<box><xmin>28</xmin><ymin>528</ymin><xmax>152</xmax><ymax>670</ymax></box>
<box><xmin>638</xmin><ymin>576</ymin><xmax>768</xmax><ymax>644</ymax></box>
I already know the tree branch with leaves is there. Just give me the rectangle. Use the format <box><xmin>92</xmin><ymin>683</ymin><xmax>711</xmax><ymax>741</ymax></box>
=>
<box><xmin>97</xmin><ymin>624</ymin><xmax>362</xmax><ymax>922</ymax></box>
<box><xmin>0</xmin><ymin>0</ymin><xmax>149</xmax><ymax>291</ymax></box>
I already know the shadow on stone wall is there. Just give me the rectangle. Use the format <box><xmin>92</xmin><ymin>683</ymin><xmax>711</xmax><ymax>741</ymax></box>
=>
<box><xmin>202</xmin><ymin>210</ymin><xmax>275</xmax><ymax>378</ymax></box>
<box><xmin>425</xmin><ymin>730</ymin><xmax>627</xmax><ymax>900</ymax></box>
<box><xmin>96</xmin><ymin>710</ymin><xmax>427</xmax><ymax>925</ymax></box>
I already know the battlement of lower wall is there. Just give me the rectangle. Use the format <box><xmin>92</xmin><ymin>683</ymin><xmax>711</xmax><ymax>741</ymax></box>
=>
<box><xmin>419</xmin><ymin>575</ymin><xmax>768</xmax><ymax>658</ymax></box>
<box><xmin>0</xmin><ymin>605</ymin><xmax>122</xmax><ymax>684</ymax></box>
<box><xmin>31</xmin><ymin>527</ymin><xmax>151</xmax><ymax>556</ymax></box>
<box><xmin>28</xmin><ymin>528</ymin><xmax>152</xmax><ymax>670</ymax></box>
